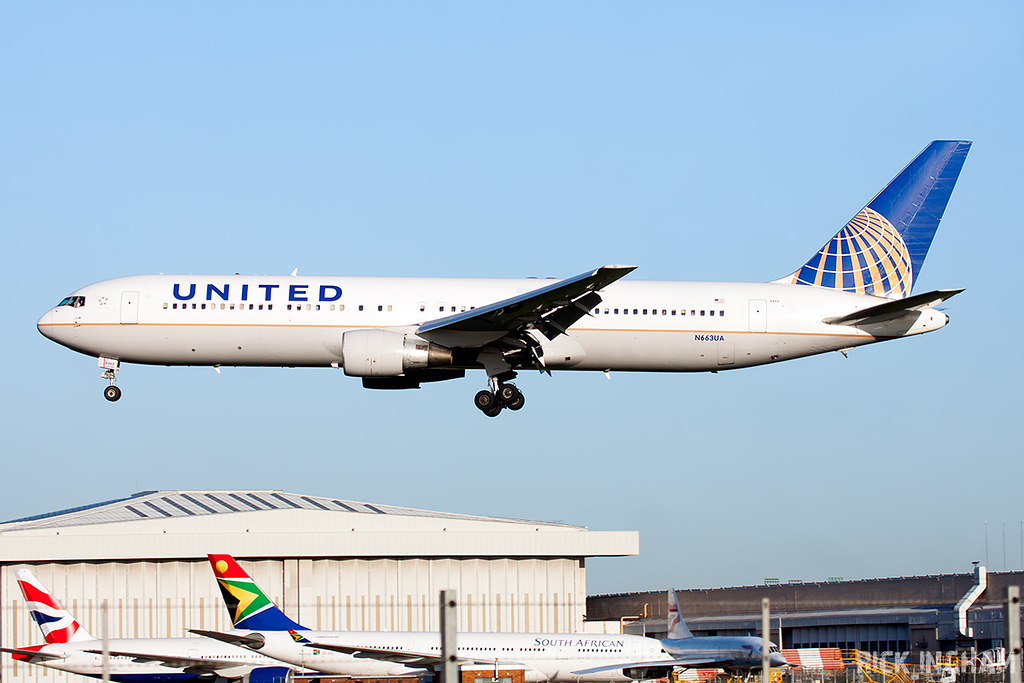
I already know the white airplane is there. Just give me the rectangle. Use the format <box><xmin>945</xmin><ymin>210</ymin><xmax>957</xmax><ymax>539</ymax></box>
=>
<box><xmin>37</xmin><ymin>141</ymin><xmax>970</xmax><ymax>415</ymax></box>
<box><xmin>0</xmin><ymin>569</ymin><xmax>316</xmax><ymax>683</ymax></box>
<box><xmin>196</xmin><ymin>556</ymin><xmax>786</xmax><ymax>683</ymax></box>
<box><xmin>194</xmin><ymin>554</ymin><xmax>673</xmax><ymax>683</ymax></box>
<box><xmin>571</xmin><ymin>590</ymin><xmax>788</xmax><ymax>678</ymax></box>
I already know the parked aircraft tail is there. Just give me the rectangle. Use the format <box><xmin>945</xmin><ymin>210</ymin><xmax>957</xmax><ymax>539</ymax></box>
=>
<box><xmin>777</xmin><ymin>140</ymin><xmax>971</xmax><ymax>299</ymax></box>
<box><xmin>14</xmin><ymin>569</ymin><xmax>93</xmax><ymax>643</ymax></box>
<box><xmin>666</xmin><ymin>590</ymin><xmax>694</xmax><ymax>640</ymax></box>
<box><xmin>207</xmin><ymin>555</ymin><xmax>307</xmax><ymax>631</ymax></box>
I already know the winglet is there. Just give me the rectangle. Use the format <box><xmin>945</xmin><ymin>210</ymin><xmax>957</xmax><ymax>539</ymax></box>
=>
<box><xmin>207</xmin><ymin>555</ymin><xmax>307</xmax><ymax>631</ymax></box>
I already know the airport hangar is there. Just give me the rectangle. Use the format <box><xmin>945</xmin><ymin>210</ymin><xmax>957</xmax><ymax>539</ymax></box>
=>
<box><xmin>587</xmin><ymin>565</ymin><xmax>1024</xmax><ymax>655</ymax></box>
<box><xmin>0</xmin><ymin>489</ymin><xmax>638</xmax><ymax>683</ymax></box>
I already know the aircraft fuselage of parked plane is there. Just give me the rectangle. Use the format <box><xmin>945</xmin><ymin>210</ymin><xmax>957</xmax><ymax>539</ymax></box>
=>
<box><xmin>2</xmin><ymin>569</ymin><xmax>311</xmax><ymax>683</ymax></box>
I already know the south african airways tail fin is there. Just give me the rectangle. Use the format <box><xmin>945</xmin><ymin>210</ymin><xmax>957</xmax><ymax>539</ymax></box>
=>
<box><xmin>667</xmin><ymin>589</ymin><xmax>694</xmax><ymax>640</ymax></box>
<box><xmin>14</xmin><ymin>569</ymin><xmax>93</xmax><ymax>643</ymax></box>
<box><xmin>207</xmin><ymin>554</ymin><xmax>307</xmax><ymax>631</ymax></box>
<box><xmin>776</xmin><ymin>140</ymin><xmax>971</xmax><ymax>299</ymax></box>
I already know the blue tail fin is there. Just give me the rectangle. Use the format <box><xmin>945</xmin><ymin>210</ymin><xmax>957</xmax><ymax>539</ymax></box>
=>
<box><xmin>777</xmin><ymin>140</ymin><xmax>971</xmax><ymax>299</ymax></box>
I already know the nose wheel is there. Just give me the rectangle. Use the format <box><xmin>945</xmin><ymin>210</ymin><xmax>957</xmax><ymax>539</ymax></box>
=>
<box><xmin>99</xmin><ymin>357</ymin><xmax>122</xmax><ymax>402</ymax></box>
<box><xmin>474</xmin><ymin>381</ymin><xmax>525</xmax><ymax>417</ymax></box>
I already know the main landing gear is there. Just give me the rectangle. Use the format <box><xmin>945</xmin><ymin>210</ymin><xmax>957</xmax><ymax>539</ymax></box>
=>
<box><xmin>474</xmin><ymin>375</ymin><xmax>525</xmax><ymax>417</ymax></box>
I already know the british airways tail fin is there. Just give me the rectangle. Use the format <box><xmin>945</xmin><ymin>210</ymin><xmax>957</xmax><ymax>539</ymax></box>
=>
<box><xmin>14</xmin><ymin>569</ymin><xmax>93</xmax><ymax>643</ymax></box>
<box><xmin>667</xmin><ymin>589</ymin><xmax>694</xmax><ymax>639</ymax></box>
<box><xmin>776</xmin><ymin>140</ymin><xmax>971</xmax><ymax>299</ymax></box>
<box><xmin>207</xmin><ymin>554</ymin><xmax>307</xmax><ymax>631</ymax></box>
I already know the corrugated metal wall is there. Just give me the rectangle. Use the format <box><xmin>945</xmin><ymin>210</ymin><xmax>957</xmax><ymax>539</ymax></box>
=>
<box><xmin>1</xmin><ymin>557</ymin><xmax>585</xmax><ymax>683</ymax></box>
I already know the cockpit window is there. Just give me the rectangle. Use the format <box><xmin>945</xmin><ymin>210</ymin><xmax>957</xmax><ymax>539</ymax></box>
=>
<box><xmin>57</xmin><ymin>296</ymin><xmax>85</xmax><ymax>308</ymax></box>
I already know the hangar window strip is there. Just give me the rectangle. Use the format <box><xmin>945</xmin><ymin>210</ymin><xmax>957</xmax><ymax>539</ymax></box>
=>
<box><xmin>205</xmin><ymin>494</ymin><xmax>240</xmax><ymax>512</ymax></box>
<box><xmin>230</xmin><ymin>493</ymin><xmax>263</xmax><ymax>510</ymax></box>
<box><xmin>125</xmin><ymin>505</ymin><xmax>148</xmax><ymax>518</ymax></box>
<box><xmin>364</xmin><ymin>504</ymin><xmax>386</xmax><ymax>514</ymax></box>
<box><xmin>271</xmin><ymin>493</ymin><xmax>302</xmax><ymax>509</ymax></box>
<box><xmin>2</xmin><ymin>493</ymin><xmax>143</xmax><ymax>524</ymax></box>
<box><xmin>248</xmin><ymin>493</ymin><xmax>277</xmax><ymax>509</ymax></box>
<box><xmin>332</xmin><ymin>500</ymin><xmax>358</xmax><ymax>512</ymax></box>
<box><xmin>144</xmin><ymin>501</ymin><xmax>173</xmax><ymax>517</ymax></box>
<box><xmin>301</xmin><ymin>496</ymin><xmax>330</xmax><ymax>510</ymax></box>
<box><xmin>181</xmin><ymin>493</ymin><xmax>218</xmax><ymax>514</ymax></box>
<box><xmin>161</xmin><ymin>498</ymin><xmax>196</xmax><ymax>516</ymax></box>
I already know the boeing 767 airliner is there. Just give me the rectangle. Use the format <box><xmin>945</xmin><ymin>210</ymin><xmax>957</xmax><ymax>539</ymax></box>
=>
<box><xmin>38</xmin><ymin>141</ymin><xmax>970</xmax><ymax>415</ymax></box>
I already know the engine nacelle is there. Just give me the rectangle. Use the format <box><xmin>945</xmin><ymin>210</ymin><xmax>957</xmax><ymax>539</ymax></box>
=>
<box><xmin>341</xmin><ymin>329</ymin><xmax>454</xmax><ymax>377</ymax></box>
<box><xmin>240</xmin><ymin>667</ymin><xmax>293</xmax><ymax>683</ymax></box>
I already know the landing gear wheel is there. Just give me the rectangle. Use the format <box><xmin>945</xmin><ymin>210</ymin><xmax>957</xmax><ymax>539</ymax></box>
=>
<box><xmin>474</xmin><ymin>390</ymin><xmax>498</xmax><ymax>412</ymax></box>
<box><xmin>498</xmin><ymin>384</ymin><xmax>525</xmax><ymax>411</ymax></box>
<box><xmin>482</xmin><ymin>403</ymin><xmax>502</xmax><ymax>418</ymax></box>
<box><xmin>104</xmin><ymin>385</ymin><xmax>122</xmax><ymax>402</ymax></box>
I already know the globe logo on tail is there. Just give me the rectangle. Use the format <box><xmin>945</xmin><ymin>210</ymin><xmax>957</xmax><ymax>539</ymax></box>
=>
<box><xmin>788</xmin><ymin>207</ymin><xmax>914</xmax><ymax>299</ymax></box>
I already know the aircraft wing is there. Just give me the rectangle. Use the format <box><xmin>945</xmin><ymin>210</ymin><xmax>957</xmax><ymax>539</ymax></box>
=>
<box><xmin>571</xmin><ymin>657</ymin><xmax>734</xmax><ymax>676</ymax></box>
<box><xmin>0</xmin><ymin>646</ymin><xmax>67</xmax><ymax>661</ymax></box>
<box><xmin>417</xmin><ymin>265</ymin><xmax>636</xmax><ymax>343</ymax></box>
<box><xmin>84</xmin><ymin>647</ymin><xmax>247</xmax><ymax>671</ymax></box>
<box><xmin>302</xmin><ymin>641</ymin><xmax>494</xmax><ymax>668</ymax></box>
<box><xmin>823</xmin><ymin>288</ymin><xmax>963</xmax><ymax>326</ymax></box>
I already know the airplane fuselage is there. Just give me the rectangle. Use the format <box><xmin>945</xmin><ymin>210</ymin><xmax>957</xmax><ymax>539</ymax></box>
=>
<box><xmin>237</xmin><ymin>629</ymin><xmax>669</xmax><ymax>683</ymax></box>
<box><xmin>37</xmin><ymin>274</ymin><xmax>948</xmax><ymax>372</ymax></box>
<box><xmin>14</xmin><ymin>637</ymin><xmax>295</xmax><ymax>682</ymax></box>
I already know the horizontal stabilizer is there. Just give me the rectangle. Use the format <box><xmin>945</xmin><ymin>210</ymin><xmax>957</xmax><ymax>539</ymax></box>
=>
<box><xmin>189</xmin><ymin>629</ymin><xmax>266</xmax><ymax>650</ymax></box>
<box><xmin>0</xmin><ymin>646</ymin><xmax>66</xmax><ymax>661</ymax></box>
<box><xmin>823</xmin><ymin>288</ymin><xmax>963</xmax><ymax>326</ymax></box>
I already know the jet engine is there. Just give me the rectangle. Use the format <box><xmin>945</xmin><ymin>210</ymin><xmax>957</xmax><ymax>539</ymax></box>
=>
<box><xmin>341</xmin><ymin>329</ymin><xmax>454</xmax><ymax>377</ymax></box>
<box><xmin>238</xmin><ymin>667</ymin><xmax>293</xmax><ymax>683</ymax></box>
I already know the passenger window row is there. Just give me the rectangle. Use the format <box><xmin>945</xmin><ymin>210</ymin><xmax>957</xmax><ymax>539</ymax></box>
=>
<box><xmin>419</xmin><ymin>304</ymin><xmax>477</xmax><ymax>314</ymax></box>
<box><xmin>161</xmin><ymin>303</ymin><xmax>399</xmax><ymax>312</ymax></box>
<box><xmin>592</xmin><ymin>307</ymin><xmax>726</xmax><ymax>317</ymax></box>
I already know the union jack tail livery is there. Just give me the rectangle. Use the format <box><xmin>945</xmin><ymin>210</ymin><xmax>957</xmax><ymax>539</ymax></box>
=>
<box><xmin>666</xmin><ymin>590</ymin><xmax>694</xmax><ymax>640</ymax></box>
<box><xmin>207</xmin><ymin>554</ymin><xmax>306</xmax><ymax>631</ymax></box>
<box><xmin>778</xmin><ymin>140</ymin><xmax>971</xmax><ymax>299</ymax></box>
<box><xmin>15</xmin><ymin>569</ymin><xmax>93</xmax><ymax>644</ymax></box>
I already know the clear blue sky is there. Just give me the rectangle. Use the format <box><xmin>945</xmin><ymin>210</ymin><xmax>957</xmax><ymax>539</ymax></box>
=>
<box><xmin>2</xmin><ymin>2</ymin><xmax>1022</xmax><ymax>595</ymax></box>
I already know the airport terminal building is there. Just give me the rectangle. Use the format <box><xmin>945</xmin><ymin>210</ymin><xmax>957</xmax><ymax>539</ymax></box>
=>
<box><xmin>588</xmin><ymin>567</ymin><xmax>1024</xmax><ymax>655</ymax></box>
<box><xmin>0</xmin><ymin>490</ymin><xmax>639</xmax><ymax>683</ymax></box>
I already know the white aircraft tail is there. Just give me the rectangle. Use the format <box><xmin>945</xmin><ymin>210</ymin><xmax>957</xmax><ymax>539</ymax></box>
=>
<box><xmin>667</xmin><ymin>589</ymin><xmax>694</xmax><ymax>639</ymax></box>
<box><xmin>14</xmin><ymin>569</ymin><xmax>93</xmax><ymax>643</ymax></box>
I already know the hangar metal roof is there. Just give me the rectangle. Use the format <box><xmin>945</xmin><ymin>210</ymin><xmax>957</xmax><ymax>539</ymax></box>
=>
<box><xmin>1</xmin><ymin>489</ymin><xmax>579</xmax><ymax>531</ymax></box>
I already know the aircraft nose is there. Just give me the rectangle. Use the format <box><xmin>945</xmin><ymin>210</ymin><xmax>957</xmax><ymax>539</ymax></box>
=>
<box><xmin>772</xmin><ymin>652</ymin><xmax>790</xmax><ymax>667</ymax></box>
<box><xmin>37</xmin><ymin>309</ymin><xmax>55</xmax><ymax>340</ymax></box>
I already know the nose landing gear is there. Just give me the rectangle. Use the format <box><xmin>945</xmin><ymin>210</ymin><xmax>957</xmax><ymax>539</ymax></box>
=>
<box><xmin>99</xmin><ymin>356</ymin><xmax>122</xmax><ymax>402</ymax></box>
<box><xmin>474</xmin><ymin>375</ymin><xmax>525</xmax><ymax>417</ymax></box>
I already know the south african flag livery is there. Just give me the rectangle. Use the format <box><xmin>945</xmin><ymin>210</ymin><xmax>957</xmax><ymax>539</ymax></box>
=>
<box><xmin>207</xmin><ymin>554</ymin><xmax>306</xmax><ymax>631</ymax></box>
